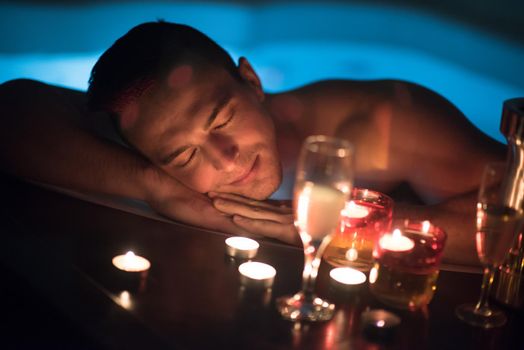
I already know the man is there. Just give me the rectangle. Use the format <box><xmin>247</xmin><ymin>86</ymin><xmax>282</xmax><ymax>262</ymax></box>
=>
<box><xmin>0</xmin><ymin>21</ymin><xmax>506</xmax><ymax>265</ymax></box>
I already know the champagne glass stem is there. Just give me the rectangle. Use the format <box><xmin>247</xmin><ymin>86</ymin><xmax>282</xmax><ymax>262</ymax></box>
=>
<box><xmin>300</xmin><ymin>235</ymin><xmax>334</xmax><ymax>300</ymax></box>
<box><xmin>300</xmin><ymin>248</ymin><xmax>316</xmax><ymax>300</ymax></box>
<box><xmin>474</xmin><ymin>265</ymin><xmax>496</xmax><ymax>316</ymax></box>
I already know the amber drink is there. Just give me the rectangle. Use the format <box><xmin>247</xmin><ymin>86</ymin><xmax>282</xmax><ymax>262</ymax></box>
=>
<box><xmin>323</xmin><ymin>188</ymin><xmax>393</xmax><ymax>271</ymax></box>
<box><xmin>369</xmin><ymin>220</ymin><xmax>447</xmax><ymax>310</ymax></box>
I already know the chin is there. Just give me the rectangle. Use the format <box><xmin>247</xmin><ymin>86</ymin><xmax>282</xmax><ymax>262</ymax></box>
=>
<box><xmin>246</xmin><ymin>167</ymin><xmax>282</xmax><ymax>200</ymax></box>
<box><xmin>246</xmin><ymin>183</ymin><xmax>277</xmax><ymax>200</ymax></box>
<box><xmin>219</xmin><ymin>151</ymin><xmax>282</xmax><ymax>199</ymax></box>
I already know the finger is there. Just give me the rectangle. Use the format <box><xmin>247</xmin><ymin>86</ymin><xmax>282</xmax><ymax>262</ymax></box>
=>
<box><xmin>213</xmin><ymin>198</ymin><xmax>294</xmax><ymax>224</ymax></box>
<box><xmin>213</xmin><ymin>197</ymin><xmax>292</xmax><ymax>222</ymax></box>
<box><xmin>209</xmin><ymin>191</ymin><xmax>275</xmax><ymax>209</ymax></box>
<box><xmin>180</xmin><ymin>201</ymin><xmax>252</xmax><ymax>236</ymax></box>
<box><xmin>210</xmin><ymin>192</ymin><xmax>292</xmax><ymax>214</ymax></box>
<box><xmin>232</xmin><ymin>215</ymin><xmax>300</xmax><ymax>245</ymax></box>
<box><xmin>201</xmin><ymin>209</ymin><xmax>266</xmax><ymax>239</ymax></box>
<box><xmin>266</xmin><ymin>199</ymin><xmax>293</xmax><ymax>211</ymax></box>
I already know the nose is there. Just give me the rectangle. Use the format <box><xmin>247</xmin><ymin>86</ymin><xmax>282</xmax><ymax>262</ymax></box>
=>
<box><xmin>204</xmin><ymin>133</ymin><xmax>239</xmax><ymax>171</ymax></box>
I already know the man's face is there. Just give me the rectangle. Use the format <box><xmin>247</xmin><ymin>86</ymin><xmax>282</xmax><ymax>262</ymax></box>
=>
<box><xmin>119</xmin><ymin>63</ymin><xmax>282</xmax><ymax>200</ymax></box>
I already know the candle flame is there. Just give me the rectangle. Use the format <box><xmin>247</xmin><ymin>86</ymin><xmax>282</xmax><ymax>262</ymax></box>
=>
<box><xmin>422</xmin><ymin>220</ymin><xmax>431</xmax><ymax>234</ymax></box>
<box><xmin>125</xmin><ymin>251</ymin><xmax>135</xmax><ymax>258</ymax></box>
<box><xmin>343</xmin><ymin>201</ymin><xmax>369</xmax><ymax>219</ymax></box>
<box><xmin>380</xmin><ymin>229</ymin><xmax>415</xmax><ymax>252</ymax></box>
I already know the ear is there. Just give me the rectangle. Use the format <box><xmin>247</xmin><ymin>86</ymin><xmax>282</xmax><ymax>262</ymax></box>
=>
<box><xmin>237</xmin><ymin>57</ymin><xmax>265</xmax><ymax>102</ymax></box>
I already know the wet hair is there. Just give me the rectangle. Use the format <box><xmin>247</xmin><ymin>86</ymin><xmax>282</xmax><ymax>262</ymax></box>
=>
<box><xmin>87</xmin><ymin>21</ymin><xmax>240</xmax><ymax>113</ymax></box>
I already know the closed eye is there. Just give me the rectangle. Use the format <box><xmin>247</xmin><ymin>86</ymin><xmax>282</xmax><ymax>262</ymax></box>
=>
<box><xmin>213</xmin><ymin>109</ymin><xmax>235</xmax><ymax>130</ymax></box>
<box><xmin>177</xmin><ymin>148</ymin><xmax>197</xmax><ymax>168</ymax></box>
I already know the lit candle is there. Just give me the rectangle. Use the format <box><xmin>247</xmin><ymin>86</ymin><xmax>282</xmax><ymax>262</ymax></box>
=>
<box><xmin>225</xmin><ymin>236</ymin><xmax>259</xmax><ymax>259</ymax></box>
<box><xmin>343</xmin><ymin>201</ymin><xmax>370</xmax><ymax>219</ymax></box>
<box><xmin>379</xmin><ymin>229</ymin><xmax>415</xmax><ymax>252</ymax></box>
<box><xmin>112</xmin><ymin>251</ymin><xmax>151</xmax><ymax>272</ymax></box>
<box><xmin>330</xmin><ymin>267</ymin><xmax>367</xmax><ymax>285</ymax></box>
<box><xmin>238</xmin><ymin>261</ymin><xmax>276</xmax><ymax>288</ymax></box>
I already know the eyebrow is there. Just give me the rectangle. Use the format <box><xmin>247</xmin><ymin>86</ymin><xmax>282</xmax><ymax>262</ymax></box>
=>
<box><xmin>159</xmin><ymin>90</ymin><xmax>233</xmax><ymax>166</ymax></box>
<box><xmin>203</xmin><ymin>90</ymin><xmax>233</xmax><ymax>130</ymax></box>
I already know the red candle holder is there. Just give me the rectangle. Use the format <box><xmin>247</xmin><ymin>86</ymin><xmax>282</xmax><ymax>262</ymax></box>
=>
<box><xmin>323</xmin><ymin>188</ymin><xmax>393</xmax><ymax>271</ymax></box>
<box><xmin>369</xmin><ymin>220</ymin><xmax>447</xmax><ymax>310</ymax></box>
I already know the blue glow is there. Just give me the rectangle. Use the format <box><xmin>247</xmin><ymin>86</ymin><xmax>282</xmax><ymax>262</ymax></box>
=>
<box><xmin>1</xmin><ymin>2</ymin><xmax>523</xmax><ymax>143</ymax></box>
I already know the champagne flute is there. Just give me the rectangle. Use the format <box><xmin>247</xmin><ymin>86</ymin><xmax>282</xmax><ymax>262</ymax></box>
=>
<box><xmin>277</xmin><ymin>135</ymin><xmax>354</xmax><ymax>321</ymax></box>
<box><xmin>456</xmin><ymin>162</ymin><xmax>523</xmax><ymax>328</ymax></box>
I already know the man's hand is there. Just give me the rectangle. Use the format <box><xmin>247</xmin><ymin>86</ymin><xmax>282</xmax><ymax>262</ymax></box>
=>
<box><xmin>209</xmin><ymin>192</ymin><xmax>300</xmax><ymax>245</ymax></box>
<box><xmin>143</xmin><ymin>167</ymin><xmax>252</xmax><ymax>236</ymax></box>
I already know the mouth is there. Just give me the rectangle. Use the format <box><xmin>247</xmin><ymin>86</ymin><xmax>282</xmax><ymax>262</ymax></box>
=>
<box><xmin>229</xmin><ymin>155</ymin><xmax>259</xmax><ymax>186</ymax></box>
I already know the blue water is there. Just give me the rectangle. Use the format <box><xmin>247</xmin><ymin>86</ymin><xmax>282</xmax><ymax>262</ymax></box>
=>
<box><xmin>1</xmin><ymin>2</ymin><xmax>523</xmax><ymax>143</ymax></box>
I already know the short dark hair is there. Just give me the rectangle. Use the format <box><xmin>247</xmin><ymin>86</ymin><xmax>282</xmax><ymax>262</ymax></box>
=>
<box><xmin>87</xmin><ymin>21</ymin><xmax>239</xmax><ymax>113</ymax></box>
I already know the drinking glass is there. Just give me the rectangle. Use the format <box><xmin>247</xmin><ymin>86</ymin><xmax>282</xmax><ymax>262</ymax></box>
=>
<box><xmin>277</xmin><ymin>135</ymin><xmax>354</xmax><ymax>321</ymax></box>
<box><xmin>455</xmin><ymin>162</ymin><xmax>523</xmax><ymax>328</ymax></box>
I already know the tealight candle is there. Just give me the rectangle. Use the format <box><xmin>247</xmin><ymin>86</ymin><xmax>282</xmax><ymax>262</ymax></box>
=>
<box><xmin>225</xmin><ymin>236</ymin><xmax>259</xmax><ymax>259</ymax></box>
<box><xmin>379</xmin><ymin>229</ymin><xmax>415</xmax><ymax>252</ymax></box>
<box><xmin>344</xmin><ymin>201</ymin><xmax>370</xmax><ymax>219</ymax></box>
<box><xmin>330</xmin><ymin>267</ymin><xmax>367</xmax><ymax>286</ymax></box>
<box><xmin>238</xmin><ymin>261</ymin><xmax>276</xmax><ymax>288</ymax></box>
<box><xmin>112</xmin><ymin>251</ymin><xmax>151</xmax><ymax>272</ymax></box>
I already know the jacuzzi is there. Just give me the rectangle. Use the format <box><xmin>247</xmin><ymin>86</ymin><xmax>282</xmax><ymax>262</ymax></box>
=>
<box><xmin>1</xmin><ymin>2</ymin><xmax>523</xmax><ymax>142</ymax></box>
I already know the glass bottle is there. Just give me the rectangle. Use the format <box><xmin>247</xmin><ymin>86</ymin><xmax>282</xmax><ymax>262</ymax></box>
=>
<box><xmin>495</xmin><ymin>97</ymin><xmax>524</xmax><ymax>308</ymax></box>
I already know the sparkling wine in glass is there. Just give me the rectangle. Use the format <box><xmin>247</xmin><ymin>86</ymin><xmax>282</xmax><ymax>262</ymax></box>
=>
<box><xmin>277</xmin><ymin>135</ymin><xmax>354</xmax><ymax>321</ymax></box>
<box><xmin>456</xmin><ymin>162</ymin><xmax>523</xmax><ymax>328</ymax></box>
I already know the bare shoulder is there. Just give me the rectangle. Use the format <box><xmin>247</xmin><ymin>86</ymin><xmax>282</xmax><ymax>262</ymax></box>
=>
<box><xmin>289</xmin><ymin>79</ymin><xmax>396</xmax><ymax>108</ymax></box>
<box><xmin>1</xmin><ymin>79</ymin><xmax>87</xmax><ymax>116</ymax></box>
<box><xmin>288</xmin><ymin>79</ymin><xmax>410</xmax><ymax>122</ymax></box>
<box><xmin>281</xmin><ymin>79</ymin><xmax>416</xmax><ymax>139</ymax></box>
<box><xmin>1</xmin><ymin>78</ymin><xmax>85</xmax><ymax>99</ymax></box>
<box><xmin>276</xmin><ymin>79</ymin><xmax>395</xmax><ymax>137</ymax></box>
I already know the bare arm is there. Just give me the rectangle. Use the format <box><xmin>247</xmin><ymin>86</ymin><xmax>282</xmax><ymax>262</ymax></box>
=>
<box><xmin>394</xmin><ymin>190</ymin><xmax>480</xmax><ymax>266</ymax></box>
<box><xmin>0</xmin><ymin>79</ymin><xmax>248</xmax><ymax>234</ymax></box>
<box><xmin>0</xmin><ymin>79</ymin><xmax>152</xmax><ymax>198</ymax></box>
